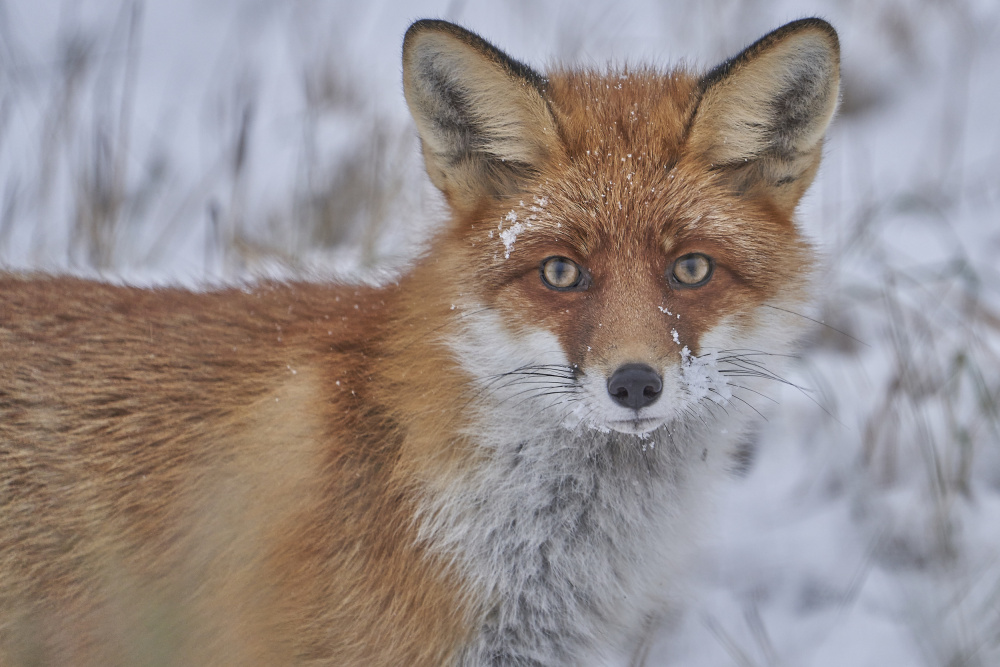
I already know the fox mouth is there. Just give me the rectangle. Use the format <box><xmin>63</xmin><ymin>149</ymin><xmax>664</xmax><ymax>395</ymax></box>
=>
<box><xmin>607</xmin><ymin>416</ymin><xmax>664</xmax><ymax>435</ymax></box>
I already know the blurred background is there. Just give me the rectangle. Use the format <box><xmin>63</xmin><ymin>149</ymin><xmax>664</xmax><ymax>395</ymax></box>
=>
<box><xmin>1</xmin><ymin>0</ymin><xmax>998</xmax><ymax>664</ymax></box>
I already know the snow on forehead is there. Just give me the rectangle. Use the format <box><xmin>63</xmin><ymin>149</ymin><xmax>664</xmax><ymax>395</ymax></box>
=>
<box><xmin>491</xmin><ymin>196</ymin><xmax>553</xmax><ymax>260</ymax></box>
<box><xmin>507</xmin><ymin>159</ymin><xmax>719</xmax><ymax>254</ymax></box>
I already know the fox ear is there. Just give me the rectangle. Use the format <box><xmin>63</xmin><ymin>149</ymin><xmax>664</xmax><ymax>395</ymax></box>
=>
<box><xmin>403</xmin><ymin>20</ymin><xmax>561</xmax><ymax>213</ymax></box>
<box><xmin>688</xmin><ymin>19</ymin><xmax>840</xmax><ymax>214</ymax></box>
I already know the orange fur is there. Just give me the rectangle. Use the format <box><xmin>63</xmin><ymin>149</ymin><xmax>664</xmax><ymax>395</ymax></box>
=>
<box><xmin>0</xmin><ymin>277</ymin><xmax>473</xmax><ymax>665</ymax></box>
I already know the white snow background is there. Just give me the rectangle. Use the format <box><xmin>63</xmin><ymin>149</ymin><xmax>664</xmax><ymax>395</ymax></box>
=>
<box><xmin>2</xmin><ymin>0</ymin><xmax>999</xmax><ymax>664</ymax></box>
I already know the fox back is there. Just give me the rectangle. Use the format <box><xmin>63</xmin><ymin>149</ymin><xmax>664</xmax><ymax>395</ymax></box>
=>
<box><xmin>0</xmin><ymin>18</ymin><xmax>839</xmax><ymax>667</ymax></box>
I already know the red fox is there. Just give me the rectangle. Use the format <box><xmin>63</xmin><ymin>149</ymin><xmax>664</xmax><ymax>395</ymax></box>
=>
<box><xmin>0</xmin><ymin>18</ymin><xmax>839</xmax><ymax>666</ymax></box>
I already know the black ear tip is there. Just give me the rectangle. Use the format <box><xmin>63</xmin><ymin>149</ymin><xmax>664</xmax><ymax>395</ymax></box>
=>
<box><xmin>701</xmin><ymin>17</ymin><xmax>839</xmax><ymax>90</ymax></box>
<box><xmin>404</xmin><ymin>19</ymin><xmax>491</xmax><ymax>51</ymax></box>
<box><xmin>403</xmin><ymin>19</ymin><xmax>466</xmax><ymax>54</ymax></box>
<box><xmin>401</xmin><ymin>20</ymin><xmax>546</xmax><ymax>93</ymax></box>
<box><xmin>785</xmin><ymin>17</ymin><xmax>837</xmax><ymax>34</ymax></box>
<box><xmin>779</xmin><ymin>17</ymin><xmax>840</xmax><ymax>52</ymax></box>
<box><xmin>405</xmin><ymin>18</ymin><xmax>457</xmax><ymax>38</ymax></box>
<box><xmin>746</xmin><ymin>17</ymin><xmax>840</xmax><ymax>62</ymax></box>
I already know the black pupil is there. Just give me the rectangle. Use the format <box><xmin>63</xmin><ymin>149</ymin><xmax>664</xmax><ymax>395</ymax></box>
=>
<box><xmin>677</xmin><ymin>255</ymin><xmax>707</xmax><ymax>283</ymax></box>
<box><xmin>545</xmin><ymin>259</ymin><xmax>578</xmax><ymax>287</ymax></box>
<box><xmin>552</xmin><ymin>261</ymin><xmax>570</xmax><ymax>282</ymax></box>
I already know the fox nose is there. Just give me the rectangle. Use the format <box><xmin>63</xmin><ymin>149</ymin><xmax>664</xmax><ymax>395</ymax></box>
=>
<box><xmin>607</xmin><ymin>363</ymin><xmax>662</xmax><ymax>410</ymax></box>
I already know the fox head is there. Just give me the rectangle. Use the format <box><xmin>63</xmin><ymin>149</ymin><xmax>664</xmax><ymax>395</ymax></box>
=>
<box><xmin>402</xmin><ymin>19</ymin><xmax>839</xmax><ymax>438</ymax></box>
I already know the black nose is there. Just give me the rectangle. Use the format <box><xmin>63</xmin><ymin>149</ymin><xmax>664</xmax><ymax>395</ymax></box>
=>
<box><xmin>607</xmin><ymin>363</ymin><xmax>662</xmax><ymax>410</ymax></box>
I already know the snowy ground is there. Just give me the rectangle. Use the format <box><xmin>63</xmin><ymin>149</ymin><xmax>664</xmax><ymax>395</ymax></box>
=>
<box><xmin>2</xmin><ymin>1</ymin><xmax>999</xmax><ymax>664</ymax></box>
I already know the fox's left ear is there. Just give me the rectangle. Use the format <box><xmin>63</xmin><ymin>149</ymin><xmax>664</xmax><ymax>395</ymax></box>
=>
<box><xmin>688</xmin><ymin>19</ymin><xmax>840</xmax><ymax>214</ymax></box>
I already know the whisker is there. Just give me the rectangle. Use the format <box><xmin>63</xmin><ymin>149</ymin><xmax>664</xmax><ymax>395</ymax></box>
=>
<box><xmin>717</xmin><ymin>358</ymin><xmax>789</xmax><ymax>382</ymax></box>
<box><xmin>725</xmin><ymin>383</ymin><xmax>778</xmax><ymax>404</ymax></box>
<box><xmin>713</xmin><ymin>349</ymin><xmax>843</xmax><ymax>423</ymax></box>
<box><xmin>702</xmin><ymin>395</ymin><xmax>731</xmax><ymax>419</ymax></box>
<box><xmin>763</xmin><ymin>304</ymin><xmax>870</xmax><ymax>348</ymax></box>
<box><xmin>716</xmin><ymin>348</ymin><xmax>801</xmax><ymax>360</ymax></box>
<box><xmin>488</xmin><ymin>382</ymin><xmax>581</xmax><ymax>412</ymax></box>
<box><xmin>398</xmin><ymin>306</ymin><xmax>496</xmax><ymax>352</ymax></box>
<box><xmin>533</xmin><ymin>395</ymin><xmax>584</xmax><ymax>417</ymax></box>
<box><xmin>730</xmin><ymin>396</ymin><xmax>767</xmax><ymax>421</ymax></box>
<box><xmin>478</xmin><ymin>365</ymin><xmax>576</xmax><ymax>385</ymax></box>
<box><xmin>480</xmin><ymin>376</ymin><xmax>576</xmax><ymax>395</ymax></box>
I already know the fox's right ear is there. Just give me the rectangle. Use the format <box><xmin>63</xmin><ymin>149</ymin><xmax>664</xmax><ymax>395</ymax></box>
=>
<box><xmin>688</xmin><ymin>19</ymin><xmax>840</xmax><ymax>215</ymax></box>
<box><xmin>403</xmin><ymin>20</ymin><xmax>561</xmax><ymax>214</ymax></box>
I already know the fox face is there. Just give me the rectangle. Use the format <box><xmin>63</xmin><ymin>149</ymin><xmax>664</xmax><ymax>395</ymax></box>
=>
<box><xmin>404</xmin><ymin>20</ymin><xmax>836</xmax><ymax>441</ymax></box>
<box><xmin>443</xmin><ymin>143</ymin><xmax>815</xmax><ymax>437</ymax></box>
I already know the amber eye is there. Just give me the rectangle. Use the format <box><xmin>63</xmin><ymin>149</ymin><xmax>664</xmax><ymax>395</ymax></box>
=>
<box><xmin>670</xmin><ymin>253</ymin><xmax>714</xmax><ymax>287</ymax></box>
<box><xmin>540</xmin><ymin>257</ymin><xmax>586</xmax><ymax>290</ymax></box>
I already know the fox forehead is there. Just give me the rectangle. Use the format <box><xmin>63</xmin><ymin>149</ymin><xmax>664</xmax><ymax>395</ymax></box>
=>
<box><xmin>547</xmin><ymin>67</ymin><xmax>699</xmax><ymax>166</ymax></box>
<box><xmin>491</xmin><ymin>67</ymin><xmax>702</xmax><ymax>254</ymax></box>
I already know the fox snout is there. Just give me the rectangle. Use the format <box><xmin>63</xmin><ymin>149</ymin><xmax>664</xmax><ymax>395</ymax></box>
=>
<box><xmin>607</xmin><ymin>363</ymin><xmax>663</xmax><ymax>410</ymax></box>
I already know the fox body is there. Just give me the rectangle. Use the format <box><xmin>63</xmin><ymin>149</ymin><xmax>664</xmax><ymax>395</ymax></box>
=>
<box><xmin>0</xmin><ymin>19</ymin><xmax>839</xmax><ymax>666</ymax></box>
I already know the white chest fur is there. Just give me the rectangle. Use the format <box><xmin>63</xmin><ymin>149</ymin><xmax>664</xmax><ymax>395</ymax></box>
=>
<box><xmin>418</xmin><ymin>416</ymin><xmax>739</xmax><ymax>666</ymax></box>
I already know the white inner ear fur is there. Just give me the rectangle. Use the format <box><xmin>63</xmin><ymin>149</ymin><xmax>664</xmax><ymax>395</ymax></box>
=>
<box><xmin>403</xmin><ymin>29</ymin><xmax>560</xmax><ymax>201</ymax></box>
<box><xmin>691</xmin><ymin>30</ymin><xmax>840</xmax><ymax>166</ymax></box>
<box><xmin>414</xmin><ymin>38</ymin><xmax>556</xmax><ymax>162</ymax></box>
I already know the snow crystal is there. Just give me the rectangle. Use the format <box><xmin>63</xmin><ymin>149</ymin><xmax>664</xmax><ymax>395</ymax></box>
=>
<box><xmin>499</xmin><ymin>210</ymin><xmax>525</xmax><ymax>259</ymax></box>
<box><xmin>680</xmin><ymin>346</ymin><xmax>731</xmax><ymax>403</ymax></box>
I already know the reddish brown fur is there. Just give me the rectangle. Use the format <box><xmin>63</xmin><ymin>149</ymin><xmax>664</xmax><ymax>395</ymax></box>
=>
<box><xmin>0</xmin><ymin>277</ymin><xmax>474</xmax><ymax>665</ymax></box>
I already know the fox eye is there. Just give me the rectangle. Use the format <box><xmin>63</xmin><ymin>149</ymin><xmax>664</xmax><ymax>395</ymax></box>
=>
<box><xmin>540</xmin><ymin>257</ymin><xmax>586</xmax><ymax>291</ymax></box>
<box><xmin>670</xmin><ymin>253</ymin><xmax>714</xmax><ymax>287</ymax></box>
